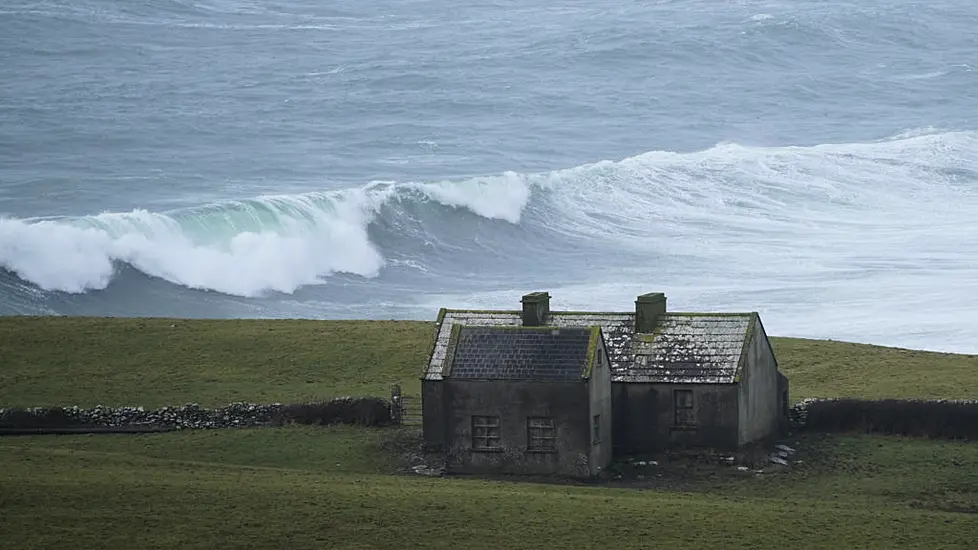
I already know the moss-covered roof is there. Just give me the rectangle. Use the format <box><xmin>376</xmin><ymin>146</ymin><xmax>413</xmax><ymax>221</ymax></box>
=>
<box><xmin>424</xmin><ymin>309</ymin><xmax>757</xmax><ymax>383</ymax></box>
<box><xmin>626</xmin><ymin>314</ymin><xmax>752</xmax><ymax>383</ymax></box>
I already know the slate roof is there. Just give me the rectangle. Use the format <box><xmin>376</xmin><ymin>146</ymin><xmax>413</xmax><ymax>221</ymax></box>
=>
<box><xmin>425</xmin><ymin>311</ymin><xmax>632</xmax><ymax>381</ymax></box>
<box><xmin>626</xmin><ymin>315</ymin><xmax>752</xmax><ymax>383</ymax></box>
<box><xmin>445</xmin><ymin>326</ymin><xmax>596</xmax><ymax>381</ymax></box>
<box><xmin>424</xmin><ymin>310</ymin><xmax>758</xmax><ymax>384</ymax></box>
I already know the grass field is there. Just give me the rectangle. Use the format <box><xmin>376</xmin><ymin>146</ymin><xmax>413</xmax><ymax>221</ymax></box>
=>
<box><xmin>0</xmin><ymin>317</ymin><xmax>432</xmax><ymax>407</ymax></box>
<box><xmin>2</xmin><ymin>317</ymin><xmax>978</xmax><ymax>549</ymax></box>
<box><xmin>3</xmin><ymin>316</ymin><xmax>977</xmax><ymax>407</ymax></box>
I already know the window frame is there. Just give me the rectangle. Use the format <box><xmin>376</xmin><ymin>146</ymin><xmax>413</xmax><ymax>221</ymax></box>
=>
<box><xmin>526</xmin><ymin>416</ymin><xmax>557</xmax><ymax>452</ymax></box>
<box><xmin>471</xmin><ymin>415</ymin><xmax>501</xmax><ymax>451</ymax></box>
<box><xmin>673</xmin><ymin>389</ymin><xmax>696</xmax><ymax>426</ymax></box>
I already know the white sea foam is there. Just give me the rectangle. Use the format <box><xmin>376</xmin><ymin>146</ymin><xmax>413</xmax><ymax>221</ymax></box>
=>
<box><xmin>0</xmin><ymin>173</ymin><xmax>533</xmax><ymax>296</ymax></box>
<box><xmin>420</xmin><ymin>130</ymin><xmax>978</xmax><ymax>353</ymax></box>
<box><xmin>412</xmin><ymin>171</ymin><xmax>531</xmax><ymax>224</ymax></box>
<box><xmin>1</xmin><ymin>190</ymin><xmax>389</xmax><ymax>296</ymax></box>
<box><xmin>3</xmin><ymin>130</ymin><xmax>977</xmax><ymax>352</ymax></box>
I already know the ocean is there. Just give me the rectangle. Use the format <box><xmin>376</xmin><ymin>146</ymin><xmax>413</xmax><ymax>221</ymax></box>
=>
<box><xmin>1</xmin><ymin>0</ymin><xmax>976</xmax><ymax>353</ymax></box>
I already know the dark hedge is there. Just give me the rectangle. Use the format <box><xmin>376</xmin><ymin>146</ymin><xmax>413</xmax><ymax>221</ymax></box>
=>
<box><xmin>791</xmin><ymin>398</ymin><xmax>978</xmax><ymax>440</ymax></box>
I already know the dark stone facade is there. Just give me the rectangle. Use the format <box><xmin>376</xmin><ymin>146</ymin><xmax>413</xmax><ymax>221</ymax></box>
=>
<box><xmin>612</xmin><ymin>315</ymin><xmax>784</xmax><ymax>453</ymax></box>
<box><xmin>442</xmin><ymin>380</ymin><xmax>593</xmax><ymax>477</ymax></box>
<box><xmin>423</xmin><ymin>328</ymin><xmax>613</xmax><ymax>478</ymax></box>
<box><xmin>422</xmin><ymin>291</ymin><xmax>789</xmax><ymax>476</ymax></box>
<box><xmin>612</xmin><ymin>383</ymin><xmax>741</xmax><ymax>454</ymax></box>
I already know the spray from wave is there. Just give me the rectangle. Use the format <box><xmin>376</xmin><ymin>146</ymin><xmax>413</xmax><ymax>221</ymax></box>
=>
<box><xmin>2</xmin><ymin>130</ymin><xmax>976</xmax><ymax>301</ymax></box>
<box><xmin>0</xmin><ymin>176</ymin><xmax>534</xmax><ymax>297</ymax></box>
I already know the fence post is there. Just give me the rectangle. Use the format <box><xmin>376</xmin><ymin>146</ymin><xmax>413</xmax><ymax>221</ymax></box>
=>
<box><xmin>390</xmin><ymin>384</ymin><xmax>402</xmax><ymax>425</ymax></box>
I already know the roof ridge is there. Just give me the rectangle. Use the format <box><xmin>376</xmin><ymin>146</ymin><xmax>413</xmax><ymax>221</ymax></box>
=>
<box><xmin>457</xmin><ymin>325</ymin><xmax>597</xmax><ymax>332</ymax></box>
<box><xmin>662</xmin><ymin>312</ymin><xmax>754</xmax><ymax>317</ymax></box>
<box><xmin>425</xmin><ymin>304</ymin><xmax>761</xmax><ymax>384</ymax></box>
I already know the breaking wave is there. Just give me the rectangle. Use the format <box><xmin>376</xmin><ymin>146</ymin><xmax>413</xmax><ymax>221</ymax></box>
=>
<box><xmin>2</xmin><ymin>130</ymin><xmax>976</xmax><ymax>300</ymax></box>
<box><xmin>0</xmin><ymin>175</ymin><xmax>534</xmax><ymax>296</ymax></box>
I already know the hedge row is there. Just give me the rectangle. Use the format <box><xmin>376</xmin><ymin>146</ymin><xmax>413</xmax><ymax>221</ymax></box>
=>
<box><xmin>0</xmin><ymin>397</ymin><xmax>392</xmax><ymax>430</ymax></box>
<box><xmin>790</xmin><ymin>397</ymin><xmax>978</xmax><ymax>440</ymax></box>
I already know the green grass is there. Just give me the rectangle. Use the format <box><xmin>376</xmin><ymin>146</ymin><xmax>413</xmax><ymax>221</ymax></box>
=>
<box><xmin>1</xmin><ymin>429</ymin><xmax>976</xmax><ymax>549</ymax></box>
<box><xmin>0</xmin><ymin>317</ymin><xmax>433</xmax><ymax>407</ymax></box>
<box><xmin>0</xmin><ymin>425</ymin><xmax>401</xmax><ymax>474</ymax></box>
<box><xmin>706</xmin><ymin>434</ymin><xmax>978</xmax><ymax>511</ymax></box>
<box><xmin>2</xmin><ymin>317</ymin><xmax>976</xmax><ymax>408</ymax></box>
<box><xmin>2</xmin><ymin>317</ymin><xmax>978</xmax><ymax>548</ymax></box>
<box><xmin>772</xmin><ymin>337</ymin><xmax>978</xmax><ymax>400</ymax></box>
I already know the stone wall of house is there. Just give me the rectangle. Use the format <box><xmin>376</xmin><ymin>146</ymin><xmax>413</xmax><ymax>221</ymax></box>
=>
<box><xmin>442</xmin><ymin>379</ymin><xmax>592</xmax><ymax>477</ymax></box>
<box><xmin>738</xmin><ymin>318</ymin><xmax>781</xmax><ymax>446</ymax></box>
<box><xmin>613</xmin><ymin>382</ymin><xmax>740</xmax><ymax>453</ymax></box>
<box><xmin>421</xmin><ymin>379</ymin><xmax>446</xmax><ymax>451</ymax></box>
<box><xmin>588</xmin><ymin>342</ymin><xmax>614</xmax><ymax>475</ymax></box>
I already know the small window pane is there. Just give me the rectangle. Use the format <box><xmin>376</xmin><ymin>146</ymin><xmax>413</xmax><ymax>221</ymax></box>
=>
<box><xmin>472</xmin><ymin>416</ymin><xmax>501</xmax><ymax>450</ymax></box>
<box><xmin>527</xmin><ymin>417</ymin><xmax>556</xmax><ymax>451</ymax></box>
<box><xmin>674</xmin><ymin>390</ymin><xmax>695</xmax><ymax>426</ymax></box>
<box><xmin>592</xmin><ymin>414</ymin><xmax>601</xmax><ymax>445</ymax></box>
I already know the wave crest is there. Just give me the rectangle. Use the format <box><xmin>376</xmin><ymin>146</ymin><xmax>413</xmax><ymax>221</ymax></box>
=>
<box><xmin>3</xmin><ymin>129</ymin><xmax>975</xmax><ymax>298</ymax></box>
<box><xmin>0</xmin><ymin>173</ymin><xmax>534</xmax><ymax>296</ymax></box>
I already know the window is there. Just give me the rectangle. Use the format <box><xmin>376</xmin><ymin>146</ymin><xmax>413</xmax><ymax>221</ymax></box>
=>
<box><xmin>471</xmin><ymin>416</ymin><xmax>501</xmax><ymax>451</ymax></box>
<box><xmin>674</xmin><ymin>390</ymin><xmax>695</xmax><ymax>426</ymax></box>
<box><xmin>592</xmin><ymin>414</ymin><xmax>601</xmax><ymax>445</ymax></box>
<box><xmin>527</xmin><ymin>417</ymin><xmax>556</xmax><ymax>451</ymax></box>
<box><xmin>782</xmin><ymin>390</ymin><xmax>789</xmax><ymax>417</ymax></box>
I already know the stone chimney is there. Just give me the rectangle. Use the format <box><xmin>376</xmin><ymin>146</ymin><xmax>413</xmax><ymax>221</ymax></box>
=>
<box><xmin>521</xmin><ymin>292</ymin><xmax>551</xmax><ymax>327</ymax></box>
<box><xmin>635</xmin><ymin>292</ymin><xmax>667</xmax><ymax>333</ymax></box>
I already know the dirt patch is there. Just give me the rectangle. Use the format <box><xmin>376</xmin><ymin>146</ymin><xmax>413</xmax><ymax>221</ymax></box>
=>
<box><xmin>907</xmin><ymin>491</ymin><xmax>978</xmax><ymax>514</ymax></box>
<box><xmin>384</xmin><ymin>429</ymin><xmax>810</xmax><ymax>490</ymax></box>
<box><xmin>597</xmin><ymin>439</ymin><xmax>806</xmax><ymax>491</ymax></box>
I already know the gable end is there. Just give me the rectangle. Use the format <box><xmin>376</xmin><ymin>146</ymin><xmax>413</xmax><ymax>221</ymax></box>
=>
<box><xmin>582</xmin><ymin>326</ymin><xmax>603</xmax><ymax>379</ymax></box>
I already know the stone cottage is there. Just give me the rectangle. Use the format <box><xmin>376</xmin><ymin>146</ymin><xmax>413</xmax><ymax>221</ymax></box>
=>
<box><xmin>420</xmin><ymin>291</ymin><xmax>788</xmax><ymax>477</ymax></box>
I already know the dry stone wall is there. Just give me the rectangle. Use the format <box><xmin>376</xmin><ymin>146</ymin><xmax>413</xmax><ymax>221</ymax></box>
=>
<box><xmin>0</xmin><ymin>397</ymin><xmax>392</xmax><ymax>430</ymax></box>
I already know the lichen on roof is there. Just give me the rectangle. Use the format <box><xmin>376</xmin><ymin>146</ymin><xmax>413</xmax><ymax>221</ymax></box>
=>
<box><xmin>623</xmin><ymin>314</ymin><xmax>752</xmax><ymax>384</ymax></box>
<box><xmin>423</xmin><ymin>309</ymin><xmax>755</xmax><ymax>384</ymax></box>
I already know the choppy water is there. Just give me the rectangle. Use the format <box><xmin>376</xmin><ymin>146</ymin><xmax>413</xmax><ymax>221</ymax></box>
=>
<box><xmin>1</xmin><ymin>0</ymin><xmax>977</xmax><ymax>353</ymax></box>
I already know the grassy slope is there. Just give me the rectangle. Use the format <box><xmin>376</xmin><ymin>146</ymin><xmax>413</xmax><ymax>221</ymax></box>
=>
<box><xmin>772</xmin><ymin>337</ymin><xmax>978</xmax><ymax>400</ymax></box>
<box><xmin>2</xmin><ymin>317</ymin><xmax>978</xmax><ymax>549</ymax></box>
<box><xmin>2</xmin><ymin>317</ymin><xmax>977</xmax><ymax>407</ymax></box>
<box><xmin>0</xmin><ymin>317</ymin><xmax>433</xmax><ymax>407</ymax></box>
<box><xmin>2</xmin><ymin>429</ymin><xmax>977</xmax><ymax>549</ymax></box>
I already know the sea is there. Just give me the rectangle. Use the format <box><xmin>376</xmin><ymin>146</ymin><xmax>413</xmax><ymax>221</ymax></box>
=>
<box><xmin>1</xmin><ymin>0</ymin><xmax>976</xmax><ymax>353</ymax></box>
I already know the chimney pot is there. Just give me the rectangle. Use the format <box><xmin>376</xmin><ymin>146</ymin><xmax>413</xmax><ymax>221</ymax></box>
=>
<box><xmin>521</xmin><ymin>292</ymin><xmax>551</xmax><ymax>326</ymax></box>
<box><xmin>635</xmin><ymin>292</ymin><xmax>667</xmax><ymax>333</ymax></box>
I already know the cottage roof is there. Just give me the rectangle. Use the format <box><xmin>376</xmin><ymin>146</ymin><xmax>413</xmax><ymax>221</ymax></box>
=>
<box><xmin>425</xmin><ymin>311</ymin><xmax>631</xmax><ymax>381</ymax></box>
<box><xmin>444</xmin><ymin>326</ymin><xmax>598</xmax><ymax>381</ymax></box>
<box><xmin>626</xmin><ymin>314</ymin><xmax>752</xmax><ymax>383</ymax></box>
<box><xmin>424</xmin><ymin>309</ymin><xmax>759</xmax><ymax>384</ymax></box>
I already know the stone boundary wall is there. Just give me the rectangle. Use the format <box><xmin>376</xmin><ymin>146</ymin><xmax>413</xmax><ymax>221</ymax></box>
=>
<box><xmin>0</xmin><ymin>397</ymin><xmax>392</xmax><ymax>431</ymax></box>
<box><xmin>789</xmin><ymin>397</ymin><xmax>978</xmax><ymax>440</ymax></box>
